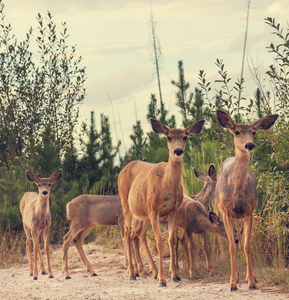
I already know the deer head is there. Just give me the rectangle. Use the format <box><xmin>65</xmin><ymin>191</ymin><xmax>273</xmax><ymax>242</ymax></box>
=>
<box><xmin>216</xmin><ymin>110</ymin><xmax>278</xmax><ymax>154</ymax></box>
<box><xmin>150</xmin><ymin>118</ymin><xmax>205</xmax><ymax>161</ymax></box>
<box><xmin>27</xmin><ymin>169</ymin><xmax>62</xmax><ymax>198</ymax></box>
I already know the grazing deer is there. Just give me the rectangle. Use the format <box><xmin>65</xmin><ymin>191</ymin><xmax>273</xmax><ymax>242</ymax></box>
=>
<box><xmin>215</xmin><ymin>109</ymin><xmax>278</xmax><ymax>291</ymax></box>
<box><xmin>132</xmin><ymin>164</ymin><xmax>229</xmax><ymax>278</ymax></box>
<box><xmin>20</xmin><ymin>169</ymin><xmax>62</xmax><ymax>280</ymax></box>
<box><xmin>62</xmin><ymin>194</ymin><xmax>127</xmax><ymax>279</ymax></box>
<box><xmin>118</xmin><ymin>118</ymin><xmax>205</xmax><ymax>286</ymax></box>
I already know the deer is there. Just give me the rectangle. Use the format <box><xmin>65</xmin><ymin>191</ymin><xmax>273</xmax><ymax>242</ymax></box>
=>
<box><xmin>118</xmin><ymin>118</ymin><xmax>205</xmax><ymax>286</ymax></box>
<box><xmin>20</xmin><ymin>169</ymin><xmax>62</xmax><ymax>280</ymax></box>
<box><xmin>62</xmin><ymin>194</ymin><xmax>128</xmax><ymax>279</ymax></box>
<box><xmin>131</xmin><ymin>164</ymin><xmax>230</xmax><ymax>279</ymax></box>
<box><xmin>215</xmin><ymin>109</ymin><xmax>278</xmax><ymax>291</ymax></box>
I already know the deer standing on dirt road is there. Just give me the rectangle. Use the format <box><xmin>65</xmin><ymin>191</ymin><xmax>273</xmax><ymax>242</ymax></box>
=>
<box><xmin>215</xmin><ymin>110</ymin><xmax>278</xmax><ymax>291</ymax></box>
<box><xmin>20</xmin><ymin>169</ymin><xmax>62</xmax><ymax>280</ymax></box>
<box><xmin>132</xmin><ymin>164</ymin><xmax>229</xmax><ymax>278</ymax></box>
<box><xmin>118</xmin><ymin>118</ymin><xmax>205</xmax><ymax>286</ymax></box>
<box><xmin>62</xmin><ymin>194</ymin><xmax>127</xmax><ymax>279</ymax></box>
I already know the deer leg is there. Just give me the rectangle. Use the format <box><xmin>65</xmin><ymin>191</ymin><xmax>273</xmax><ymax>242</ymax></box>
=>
<box><xmin>175</xmin><ymin>232</ymin><xmax>180</xmax><ymax>276</ymax></box>
<box><xmin>118</xmin><ymin>219</ymin><xmax>128</xmax><ymax>269</ymax></box>
<box><xmin>62</xmin><ymin>225</ymin><xmax>83</xmax><ymax>279</ymax></box>
<box><xmin>138</xmin><ymin>220</ymin><xmax>158</xmax><ymax>278</ymax></box>
<box><xmin>186</xmin><ymin>230</ymin><xmax>197</xmax><ymax>278</ymax></box>
<box><xmin>23</xmin><ymin>224</ymin><xmax>33</xmax><ymax>276</ymax></box>
<box><xmin>243</xmin><ymin>214</ymin><xmax>256</xmax><ymax>290</ymax></box>
<box><xmin>31</xmin><ymin>229</ymin><xmax>41</xmax><ymax>280</ymax></box>
<box><xmin>180</xmin><ymin>231</ymin><xmax>190</xmax><ymax>275</ymax></box>
<box><xmin>43</xmin><ymin>228</ymin><xmax>53</xmax><ymax>278</ymax></box>
<box><xmin>124</xmin><ymin>213</ymin><xmax>136</xmax><ymax>280</ymax></box>
<box><xmin>150</xmin><ymin>213</ymin><xmax>166</xmax><ymax>286</ymax></box>
<box><xmin>223</xmin><ymin>214</ymin><xmax>238</xmax><ymax>291</ymax></box>
<box><xmin>200</xmin><ymin>232</ymin><xmax>215</xmax><ymax>276</ymax></box>
<box><xmin>73</xmin><ymin>224</ymin><xmax>97</xmax><ymax>276</ymax></box>
<box><xmin>131</xmin><ymin>234</ymin><xmax>141</xmax><ymax>276</ymax></box>
<box><xmin>167</xmin><ymin>211</ymin><xmax>180</xmax><ymax>281</ymax></box>
<box><xmin>35</xmin><ymin>232</ymin><xmax>46</xmax><ymax>276</ymax></box>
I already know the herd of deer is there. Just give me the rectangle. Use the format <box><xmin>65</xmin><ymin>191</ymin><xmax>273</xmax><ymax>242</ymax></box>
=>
<box><xmin>20</xmin><ymin>110</ymin><xmax>279</xmax><ymax>291</ymax></box>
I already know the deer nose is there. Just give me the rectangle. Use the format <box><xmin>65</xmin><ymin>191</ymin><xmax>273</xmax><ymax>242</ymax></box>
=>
<box><xmin>174</xmin><ymin>149</ymin><xmax>183</xmax><ymax>156</ymax></box>
<box><xmin>42</xmin><ymin>190</ymin><xmax>48</xmax><ymax>196</ymax></box>
<box><xmin>245</xmin><ymin>143</ymin><xmax>255</xmax><ymax>151</ymax></box>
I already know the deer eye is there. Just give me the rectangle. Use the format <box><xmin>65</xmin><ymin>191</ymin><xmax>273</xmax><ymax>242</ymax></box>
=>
<box><xmin>38</xmin><ymin>184</ymin><xmax>41</xmax><ymax>187</ymax></box>
<box><xmin>48</xmin><ymin>184</ymin><xmax>51</xmax><ymax>187</ymax></box>
<box><xmin>252</xmin><ymin>131</ymin><xmax>256</xmax><ymax>136</ymax></box>
<box><xmin>235</xmin><ymin>131</ymin><xmax>240</xmax><ymax>136</ymax></box>
<box><xmin>183</xmin><ymin>136</ymin><xmax>188</xmax><ymax>141</ymax></box>
<box><xmin>167</xmin><ymin>136</ymin><xmax>172</xmax><ymax>141</ymax></box>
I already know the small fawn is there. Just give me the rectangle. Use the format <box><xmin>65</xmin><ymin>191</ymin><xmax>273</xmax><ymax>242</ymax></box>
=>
<box><xmin>20</xmin><ymin>169</ymin><xmax>62</xmax><ymax>280</ymax></box>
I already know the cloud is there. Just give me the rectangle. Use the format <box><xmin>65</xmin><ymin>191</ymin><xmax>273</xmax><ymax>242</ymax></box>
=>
<box><xmin>85</xmin><ymin>67</ymin><xmax>152</xmax><ymax>108</ymax></box>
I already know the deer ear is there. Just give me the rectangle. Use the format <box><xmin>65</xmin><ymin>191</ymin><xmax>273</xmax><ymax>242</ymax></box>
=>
<box><xmin>216</xmin><ymin>110</ymin><xmax>235</xmax><ymax>130</ymax></box>
<box><xmin>49</xmin><ymin>169</ymin><xmax>62</xmax><ymax>182</ymax></box>
<box><xmin>150</xmin><ymin>118</ymin><xmax>169</xmax><ymax>135</ymax></box>
<box><xmin>185</xmin><ymin>119</ymin><xmax>205</xmax><ymax>135</ymax></box>
<box><xmin>193</xmin><ymin>168</ymin><xmax>207</xmax><ymax>182</ymax></box>
<box><xmin>27</xmin><ymin>171</ymin><xmax>40</xmax><ymax>183</ymax></box>
<box><xmin>209</xmin><ymin>211</ymin><xmax>221</xmax><ymax>225</ymax></box>
<box><xmin>208</xmin><ymin>164</ymin><xmax>217</xmax><ymax>181</ymax></box>
<box><xmin>251</xmin><ymin>114</ymin><xmax>278</xmax><ymax>131</ymax></box>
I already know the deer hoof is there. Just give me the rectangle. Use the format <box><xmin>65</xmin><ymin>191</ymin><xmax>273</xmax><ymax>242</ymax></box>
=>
<box><xmin>33</xmin><ymin>277</ymin><xmax>38</xmax><ymax>280</ymax></box>
<box><xmin>30</xmin><ymin>273</ymin><xmax>33</xmax><ymax>277</ymax></box>
<box><xmin>158</xmin><ymin>282</ymin><xmax>166</xmax><ymax>287</ymax></box>
<box><xmin>42</xmin><ymin>272</ymin><xmax>46</xmax><ymax>275</ymax></box>
<box><xmin>154</xmin><ymin>275</ymin><xmax>157</xmax><ymax>279</ymax></box>
<box><xmin>49</xmin><ymin>276</ymin><xmax>54</xmax><ymax>278</ymax></box>
<box><xmin>129</xmin><ymin>276</ymin><xmax>136</xmax><ymax>280</ymax></box>
<box><xmin>136</xmin><ymin>273</ymin><xmax>140</xmax><ymax>277</ymax></box>
<box><xmin>65</xmin><ymin>276</ymin><xmax>71</xmax><ymax>279</ymax></box>
<box><xmin>230</xmin><ymin>287</ymin><xmax>237</xmax><ymax>291</ymax></box>
<box><xmin>249</xmin><ymin>286</ymin><xmax>257</xmax><ymax>290</ymax></box>
<box><xmin>92</xmin><ymin>273</ymin><xmax>97</xmax><ymax>277</ymax></box>
<box><xmin>173</xmin><ymin>277</ymin><xmax>181</xmax><ymax>282</ymax></box>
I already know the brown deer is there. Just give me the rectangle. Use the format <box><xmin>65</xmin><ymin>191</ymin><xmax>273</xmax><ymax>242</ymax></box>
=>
<box><xmin>132</xmin><ymin>164</ymin><xmax>229</xmax><ymax>278</ymax></box>
<box><xmin>62</xmin><ymin>194</ymin><xmax>127</xmax><ymax>279</ymax></box>
<box><xmin>20</xmin><ymin>169</ymin><xmax>62</xmax><ymax>280</ymax></box>
<box><xmin>215</xmin><ymin>109</ymin><xmax>278</xmax><ymax>291</ymax></box>
<box><xmin>118</xmin><ymin>118</ymin><xmax>205</xmax><ymax>286</ymax></box>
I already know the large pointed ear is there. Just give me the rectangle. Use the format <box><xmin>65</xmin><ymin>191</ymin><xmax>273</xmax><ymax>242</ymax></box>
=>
<box><xmin>193</xmin><ymin>168</ymin><xmax>207</xmax><ymax>182</ymax></box>
<box><xmin>208</xmin><ymin>164</ymin><xmax>217</xmax><ymax>181</ymax></box>
<box><xmin>209</xmin><ymin>211</ymin><xmax>221</xmax><ymax>225</ymax></box>
<box><xmin>251</xmin><ymin>114</ymin><xmax>278</xmax><ymax>131</ymax></box>
<box><xmin>27</xmin><ymin>171</ymin><xmax>40</xmax><ymax>183</ymax></box>
<box><xmin>150</xmin><ymin>118</ymin><xmax>170</xmax><ymax>135</ymax></box>
<box><xmin>216</xmin><ymin>110</ymin><xmax>235</xmax><ymax>130</ymax></box>
<box><xmin>185</xmin><ymin>120</ymin><xmax>205</xmax><ymax>136</ymax></box>
<box><xmin>49</xmin><ymin>169</ymin><xmax>62</xmax><ymax>182</ymax></box>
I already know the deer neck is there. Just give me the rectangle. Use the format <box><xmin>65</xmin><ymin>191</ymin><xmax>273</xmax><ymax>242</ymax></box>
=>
<box><xmin>165</xmin><ymin>156</ymin><xmax>183</xmax><ymax>189</ymax></box>
<box><xmin>194</xmin><ymin>182</ymin><xmax>215</xmax><ymax>209</ymax></box>
<box><xmin>36</xmin><ymin>195</ymin><xmax>50</xmax><ymax>214</ymax></box>
<box><xmin>232</xmin><ymin>148</ymin><xmax>251</xmax><ymax>193</ymax></box>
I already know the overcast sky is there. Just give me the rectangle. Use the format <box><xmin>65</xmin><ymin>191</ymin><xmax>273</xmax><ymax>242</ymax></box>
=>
<box><xmin>4</xmin><ymin>0</ymin><xmax>288</xmax><ymax>154</ymax></box>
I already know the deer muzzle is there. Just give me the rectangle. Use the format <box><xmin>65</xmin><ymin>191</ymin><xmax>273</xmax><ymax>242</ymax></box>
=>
<box><xmin>245</xmin><ymin>143</ymin><xmax>255</xmax><ymax>151</ymax></box>
<box><xmin>174</xmin><ymin>149</ymin><xmax>184</xmax><ymax>156</ymax></box>
<box><xmin>42</xmin><ymin>190</ymin><xmax>48</xmax><ymax>196</ymax></box>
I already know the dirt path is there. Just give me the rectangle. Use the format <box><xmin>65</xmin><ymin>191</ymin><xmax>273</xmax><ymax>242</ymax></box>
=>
<box><xmin>0</xmin><ymin>244</ymin><xmax>287</xmax><ymax>300</ymax></box>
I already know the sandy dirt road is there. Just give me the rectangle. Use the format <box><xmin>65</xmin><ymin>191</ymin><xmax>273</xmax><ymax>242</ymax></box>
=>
<box><xmin>0</xmin><ymin>244</ymin><xmax>287</xmax><ymax>300</ymax></box>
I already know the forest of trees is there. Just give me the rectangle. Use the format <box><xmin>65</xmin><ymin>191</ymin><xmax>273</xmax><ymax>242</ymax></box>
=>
<box><xmin>0</xmin><ymin>1</ymin><xmax>288</xmax><ymax>284</ymax></box>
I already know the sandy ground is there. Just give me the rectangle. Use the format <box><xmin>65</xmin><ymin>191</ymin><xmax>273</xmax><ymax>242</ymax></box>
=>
<box><xmin>0</xmin><ymin>243</ymin><xmax>288</xmax><ymax>300</ymax></box>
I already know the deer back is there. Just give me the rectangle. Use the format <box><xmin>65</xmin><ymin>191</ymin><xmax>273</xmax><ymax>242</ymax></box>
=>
<box><xmin>67</xmin><ymin>194</ymin><xmax>123</xmax><ymax>227</ymax></box>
